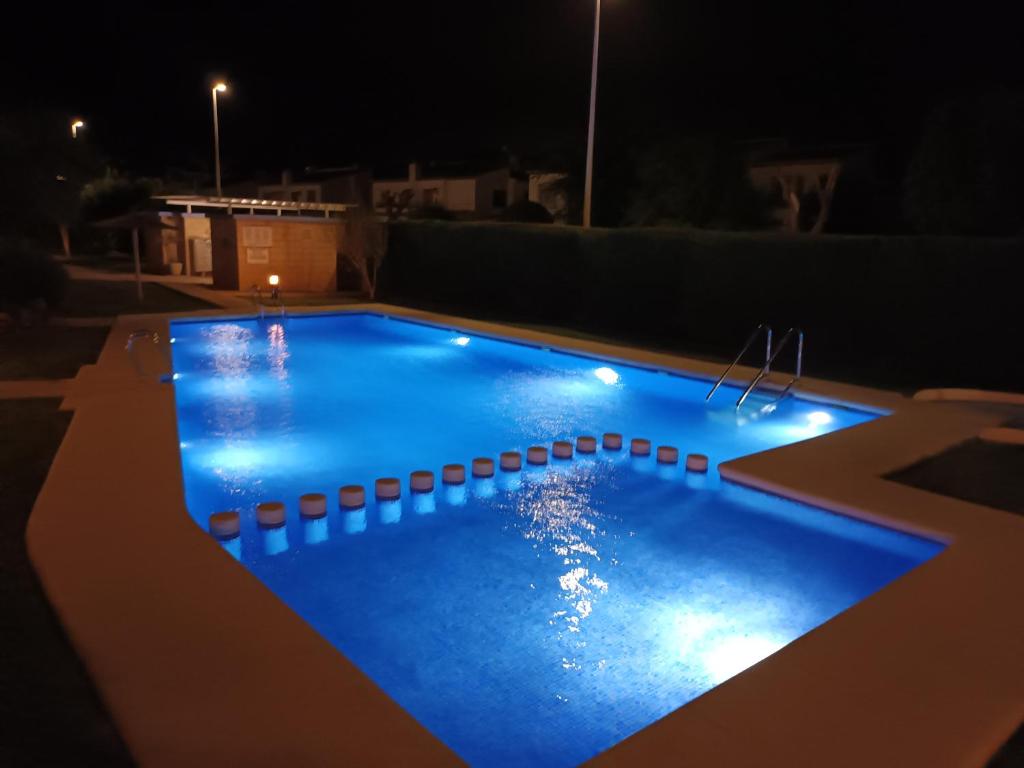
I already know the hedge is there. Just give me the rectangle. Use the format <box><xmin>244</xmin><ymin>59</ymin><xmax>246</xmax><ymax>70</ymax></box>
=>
<box><xmin>379</xmin><ymin>221</ymin><xmax>1024</xmax><ymax>390</ymax></box>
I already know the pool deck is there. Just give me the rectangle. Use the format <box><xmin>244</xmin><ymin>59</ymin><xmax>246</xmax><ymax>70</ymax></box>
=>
<box><xmin>27</xmin><ymin>303</ymin><xmax>1024</xmax><ymax>767</ymax></box>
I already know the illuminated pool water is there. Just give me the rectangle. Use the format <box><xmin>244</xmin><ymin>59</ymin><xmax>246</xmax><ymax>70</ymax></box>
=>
<box><xmin>170</xmin><ymin>312</ymin><xmax>942</xmax><ymax>767</ymax></box>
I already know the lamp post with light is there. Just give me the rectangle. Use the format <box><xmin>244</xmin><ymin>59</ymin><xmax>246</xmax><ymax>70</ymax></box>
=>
<box><xmin>582</xmin><ymin>0</ymin><xmax>601</xmax><ymax>228</ymax></box>
<box><xmin>211</xmin><ymin>82</ymin><xmax>228</xmax><ymax>197</ymax></box>
<box><xmin>71</xmin><ymin>119</ymin><xmax>85</xmax><ymax>139</ymax></box>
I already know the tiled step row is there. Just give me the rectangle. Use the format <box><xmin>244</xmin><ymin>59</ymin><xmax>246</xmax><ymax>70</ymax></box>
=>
<box><xmin>207</xmin><ymin>433</ymin><xmax>711</xmax><ymax>544</ymax></box>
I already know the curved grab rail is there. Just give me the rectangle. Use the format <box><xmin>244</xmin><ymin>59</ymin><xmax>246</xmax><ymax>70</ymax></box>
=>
<box><xmin>125</xmin><ymin>328</ymin><xmax>169</xmax><ymax>378</ymax></box>
<box><xmin>706</xmin><ymin>323</ymin><xmax>773</xmax><ymax>402</ymax></box>
<box><xmin>736</xmin><ymin>327</ymin><xmax>803</xmax><ymax>410</ymax></box>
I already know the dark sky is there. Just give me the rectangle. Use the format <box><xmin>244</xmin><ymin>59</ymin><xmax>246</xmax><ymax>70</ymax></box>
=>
<box><xmin>4</xmin><ymin>0</ymin><xmax>1022</xmax><ymax>181</ymax></box>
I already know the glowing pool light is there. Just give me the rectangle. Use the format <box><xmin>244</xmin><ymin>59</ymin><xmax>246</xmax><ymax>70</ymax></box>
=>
<box><xmin>807</xmin><ymin>411</ymin><xmax>833</xmax><ymax>427</ymax></box>
<box><xmin>594</xmin><ymin>366</ymin><xmax>620</xmax><ymax>385</ymax></box>
<box><xmin>702</xmin><ymin>635</ymin><xmax>786</xmax><ymax>684</ymax></box>
<box><xmin>452</xmin><ymin>336</ymin><xmax>471</xmax><ymax>346</ymax></box>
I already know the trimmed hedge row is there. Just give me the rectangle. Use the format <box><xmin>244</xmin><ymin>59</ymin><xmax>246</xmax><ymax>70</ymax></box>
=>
<box><xmin>379</xmin><ymin>222</ymin><xmax>1024</xmax><ymax>389</ymax></box>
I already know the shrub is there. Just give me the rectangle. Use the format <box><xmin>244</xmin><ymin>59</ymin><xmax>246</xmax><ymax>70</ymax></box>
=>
<box><xmin>499</xmin><ymin>199</ymin><xmax>555</xmax><ymax>224</ymax></box>
<box><xmin>408</xmin><ymin>204</ymin><xmax>456</xmax><ymax>221</ymax></box>
<box><xmin>379</xmin><ymin>221</ymin><xmax>1024</xmax><ymax>390</ymax></box>
<box><xmin>0</xmin><ymin>238</ymin><xmax>69</xmax><ymax>314</ymax></box>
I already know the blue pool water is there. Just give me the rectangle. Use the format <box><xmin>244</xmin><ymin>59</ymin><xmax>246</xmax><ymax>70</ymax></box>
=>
<box><xmin>170</xmin><ymin>312</ymin><xmax>942</xmax><ymax>767</ymax></box>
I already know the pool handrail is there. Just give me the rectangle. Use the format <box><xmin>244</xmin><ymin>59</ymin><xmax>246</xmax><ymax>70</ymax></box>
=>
<box><xmin>706</xmin><ymin>323</ymin><xmax>773</xmax><ymax>402</ymax></box>
<box><xmin>736</xmin><ymin>327</ymin><xmax>804</xmax><ymax>410</ymax></box>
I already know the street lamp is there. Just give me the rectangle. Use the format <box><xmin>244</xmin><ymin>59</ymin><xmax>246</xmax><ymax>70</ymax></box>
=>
<box><xmin>211</xmin><ymin>82</ymin><xmax>228</xmax><ymax>197</ymax></box>
<box><xmin>582</xmin><ymin>0</ymin><xmax>602</xmax><ymax>228</ymax></box>
<box><xmin>71</xmin><ymin>119</ymin><xmax>85</xmax><ymax>139</ymax></box>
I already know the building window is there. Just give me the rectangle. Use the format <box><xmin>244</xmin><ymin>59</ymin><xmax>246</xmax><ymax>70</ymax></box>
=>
<box><xmin>492</xmin><ymin>189</ymin><xmax>507</xmax><ymax>208</ymax></box>
<box><xmin>292</xmin><ymin>191</ymin><xmax>303</xmax><ymax>201</ymax></box>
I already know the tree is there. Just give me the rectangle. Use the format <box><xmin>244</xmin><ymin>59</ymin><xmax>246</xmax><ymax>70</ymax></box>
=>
<box><xmin>80</xmin><ymin>173</ymin><xmax>158</xmax><ymax>222</ymax></box>
<box><xmin>905</xmin><ymin>90</ymin><xmax>1024</xmax><ymax>236</ymax></box>
<box><xmin>378</xmin><ymin>189</ymin><xmax>414</xmax><ymax>219</ymax></box>
<box><xmin>624</xmin><ymin>137</ymin><xmax>768</xmax><ymax>229</ymax></box>
<box><xmin>773</xmin><ymin>165</ymin><xmax>840</xmax><ymax>234</ymax></box>
<box><xmin>0</xmin><ymin>111</ymin><xmax>102</xmax><ymax>251</ymax></box>
<box><xmin>340</xmin><ymin>207</ymin><xmax>388</xmax><ymax>299</ymax></box>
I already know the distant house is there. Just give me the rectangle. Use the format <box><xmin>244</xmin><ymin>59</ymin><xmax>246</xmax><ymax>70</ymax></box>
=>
<box><xmin>745</xmin><ymin>140</ymin><xmax>869</xmax><ymax>233</ymax></box>
<box><xmin>370</xmin><ymin>162</ymin><xmax>525</xmax><ymax>218</ymax></box>
<box><xmin>257</xmin><ymin>167</ymin><xmax>371</xmax><ymax>207</ymax></box>
<box><xmin>227</xmin><ymin>158</ymin><xmax>569</xmax><ymax>221</ymax></box>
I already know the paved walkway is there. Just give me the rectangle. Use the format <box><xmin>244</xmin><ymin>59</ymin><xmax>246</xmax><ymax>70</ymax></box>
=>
<box><xmin>65</xmin><ymin>263</ymin><xmax>213</xmax><ymax>285</ymax></box>
<box><xmin>0</xmin><ymin>379</ymin><xmax>73</xmax><ymax>400</ymax></box>
<box><xmin>49</xmin><ymin>316</ymin><xmax>114</xmax><ymax>327</ymax></box>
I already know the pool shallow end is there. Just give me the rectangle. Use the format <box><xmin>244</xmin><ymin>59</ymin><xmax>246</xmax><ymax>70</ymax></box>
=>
<box><xmin>25</xmin><ymin>303</ymin><xmax>1024</xmax><ymax>768</ymax></box>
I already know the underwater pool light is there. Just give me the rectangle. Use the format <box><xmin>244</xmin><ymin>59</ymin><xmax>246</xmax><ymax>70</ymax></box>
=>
<box><xmin>807</xmin><ymin>411</ymin><xmax>833</xmax><ymax>427</ymax></box>
<box><xmin>452</xmin><ymin>336</ymin><xmax>471</xmax><ymax>346</ymax></box>
<box><xmin>594</xmin><ymin>366</ymin><xmax>620</xmax><ymax>385</ymax></box>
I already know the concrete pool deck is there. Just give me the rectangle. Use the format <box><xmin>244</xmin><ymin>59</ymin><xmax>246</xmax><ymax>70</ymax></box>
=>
<box><xmin>27</xmin><ymin>303</ymin><xmax>1024</xmax><ymax>767</ymax></box>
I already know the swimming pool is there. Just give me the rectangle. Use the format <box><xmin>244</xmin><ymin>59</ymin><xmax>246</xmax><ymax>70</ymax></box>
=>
<box><xmin>170</xmin><ymin>312</ymin><xmax>943</xmax><ymax>767</ymax></box>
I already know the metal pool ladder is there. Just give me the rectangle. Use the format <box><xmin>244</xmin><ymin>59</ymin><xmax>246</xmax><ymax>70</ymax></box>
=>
<box><xmin>125</xmin><ymin>328</ymin><xmax>171</xmax><ymax>377</ymax></box>
<box><xmin>706</xmin><ymin>324</ymin><xmax>804</xmax><ymax>410</ymax></box>
<box><xmin>250</xmin><ymin>284</ymin><xmax>286</xmax><ymax>320</ymax></box>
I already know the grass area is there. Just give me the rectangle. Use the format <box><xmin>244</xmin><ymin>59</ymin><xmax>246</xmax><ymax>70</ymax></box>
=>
<box><xmin>888</xmin><ymin>438</ymin><xmax>1024</xmax><ymax>515</ymax></box>
<box><xmin>66</xmin><ymin>252</ymin><xmax>137</xmax><ymax>273</ymax></box>
<box><xmin>61</xmin><ymin>280</ymin><xmax>215</xmax><ymax>317</ymax></box>
<box><xmin>0</xmin><ymin>326</ymin><xmax>109</xmax><ymax>380</ymax></box>
<box><xmin>0</xmin><ymin>399</ymin><xmax>133</xmax><ymax>766</ymax></box>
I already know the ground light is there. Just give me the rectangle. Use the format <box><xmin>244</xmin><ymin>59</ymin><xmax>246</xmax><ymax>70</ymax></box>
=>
<box><xmin>268</xmin><ymin>273</ymin><xmax>280</xmax><ymax>301</ymax></box>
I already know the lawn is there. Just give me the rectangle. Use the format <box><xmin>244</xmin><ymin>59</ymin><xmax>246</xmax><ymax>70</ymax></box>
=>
<box><xmin>61</xmin><ymin>280</ymin><xmax>215</xmax><ymax>317</ymax></box>
<box><xmin>0</xmin><ymin>326</ymin><xmax>110</xmax><ymax>380</ymax></box>
<box><xmin>888</xmin><ymin>438</ymin><xmax>1024</xmax><ymax>516</ymax></box>
<box><xmin>0</xmin><ymin>279</ymin><xmax>216</xmax><ymax>381</ymax></box>
<box><xmin>0</xmin><ymin>399</ymin><xmax>133</xmax><ymax>766</ymax></box>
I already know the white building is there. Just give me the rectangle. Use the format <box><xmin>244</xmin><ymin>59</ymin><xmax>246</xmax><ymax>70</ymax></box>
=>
<box><xmin>372</xmin><ymin>162</ymin><xmax>530</xmax><ymax>217</ymax></box>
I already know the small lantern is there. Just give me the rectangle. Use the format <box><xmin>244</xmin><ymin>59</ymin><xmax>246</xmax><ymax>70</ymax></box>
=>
<box><xmin>268</xmin><ymin>273</ymin><xmax>280</xmax><ymax>300</ymax></box>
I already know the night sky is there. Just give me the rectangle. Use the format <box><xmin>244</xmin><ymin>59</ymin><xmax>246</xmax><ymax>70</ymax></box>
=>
<box><xmin>5</xmin><ymin>0</ymin><xmax>1022</xmax><ymax>182</ymax></box>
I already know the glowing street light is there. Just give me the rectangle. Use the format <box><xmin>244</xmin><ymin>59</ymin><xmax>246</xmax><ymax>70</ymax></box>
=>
<box><xmin>211</xmin><ymin>82</ymin><xmax>228</xmax><ymax>197</ymax></box>
<box><xmin>582</xmin><ymin>0</ymin><xmax>602</xmax><ymax>228</ymax></box>
<box><xmin>71</xmin><ymin>119</ymin><xmax>85</xmax><ymax>139</ymax></box>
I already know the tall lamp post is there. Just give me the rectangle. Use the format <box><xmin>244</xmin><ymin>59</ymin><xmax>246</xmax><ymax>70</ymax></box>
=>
<box><xmin>582</xmin><ymin>0</ymin><xmax>602</xmax><ymax>228</ymax></box>
<box><xmin>211</xmin><ymin>82</ymin><xmax>228</xmax><ymax>197</ymax></box>
<box><xmin>71</xmin><ymin>119</ymin><xmax>85</xmax><ymax>139</ymax></box>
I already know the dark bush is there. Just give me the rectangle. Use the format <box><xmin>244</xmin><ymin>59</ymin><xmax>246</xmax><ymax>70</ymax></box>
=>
<box><xmin>379</xmin><ymin>221</ymin><xmax>1024</xmax><ymax>390</ymax></box>
<box><xmin>905</xmin><ymin>91</ymin><xmax>1024</xmax><ymax>236</ymax></box>
<box><xmin>0</xmin><ymin>238</ymin><xmax>69</xmax><ymax>313</ymax></box>
<box><xmin>408</xmin><ymin>204</ymin><xmax>456</xmax><ymax>221</ymax></box>
<box><xmin>499</xmin><ymin>200</ymin><xmax>554</xmax><ymax>224</ymax></box>
<box><xmin>80</xmin><ymin>174</ymin><xmax>158</xmax><ymax>223</ymax></box>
